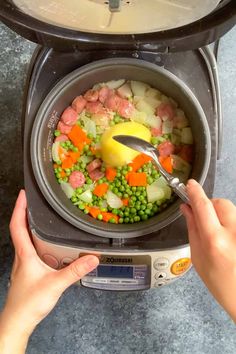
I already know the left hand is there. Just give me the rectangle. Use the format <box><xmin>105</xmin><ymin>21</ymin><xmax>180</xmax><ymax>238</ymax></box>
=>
<box><xmin>0</xmin><ymin>190</ymin><xmax>99</xmax><ymax>337</ymax></box>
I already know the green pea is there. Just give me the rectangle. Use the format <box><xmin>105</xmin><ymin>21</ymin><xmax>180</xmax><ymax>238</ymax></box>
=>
<box><xmin>145</xmin><ymin>209</ymin><xmax>151</xmax><ymax>215</ymax></box>
<box><xmin>78</xmin><ymin>203</ymin><xmax>85</xmax><ymax>210</ymax></box>
<box><xmin>136</xmin><ymin>205</ymin><xmax>141</xmax><ymax>211</ymax></box>
<box><xmin>87</xmin><ymin>133</ymin><xmax>93</xmax><ymax>139</ymax></box>
<box><xmin>56</xmin><ymin>160</ymin><xmax>62</xmax><ymax>165</ymax></box>
<box><xmin>54</xmin><ymin>130</ymin><xmax>61</xmax><ymax>137</ymax></box>
<box><xmin>134</xmin><ymin>216</ymin><xmax>140</xmax><ymax>222</ymax></box>
<box><xmin>139</xmin><ymin>195</ymin><xmax>144</xmax><ymax>201</ymax></box>
<box><xmin>109</xmin><ymin>218</ymin><xmax>116</xmax><ymax>223</ymax></box>
<box><xmin>112</xmin><ymin>209</ymin><xmax>119</xmax><ymax>215</ymax></box>
<box><xmin>147</xmin><ymin>203</ymin><xmax>153</xmax><ymax>209</ymax></box>
<box><xmin>113</xmin><ymin>187</ymin><xmax>119</xmax><ymax>194</ymax></box>
<box><xmin>84</xmin><ymin>208</ymin><xmax>89</xmax><ymax>214</ymax></box>
<box><xmin>71</xmin><ymin>196</ymin><xmax>78</xmax><ymax>203</ymax></box>
<box><xmin>124</xmin><ymin>211</ymin><xmax>129</xmax><ymax>217</ymax></box>
<box><xmin>87</xmin><ymin>178</ymin><xmax>93</xmax><ymax>185</ymax></box>
<box><xmin>72</xmin><ymin>146</ymin><xmax>78</xmax><ymax>152</ymax></box>
<box><xmin>63</xmin><ymin>177</ymin><xmax>68</xmax><ymax>182</ymax></box>
<box><xmin>123</xmin><ymin>193</ymin><xmax>129</xmax><ymax>199</ymax></box>
<box><xmin>119</xmin><ymin>218</ymin><xmax>124</xmax><ymax>224</ymax></box>
<box><xmin>114</xmin><ymin>115</ymin><xmax>120</xmax><ymax>124</ymax></box>
<box><xmin>119</xmin><ymin>185</ymin><xmax>125</xmax><ymax>192</ymax></box>
<box><xmin>58</xmin><ymin>178</ymin><xmax>63</xmax><ymax>184</ymax></box>
<box><xmin>127</xmin><ymin>166</ymin><xmax>133</xmax><ymax>172</ymax></box>
<box><xmin>152</xmin><ymin>205</ymin><xmax>158</xmax><ymax>213</ymax></box>
<box><xmin>101</xmin><ymin>208</ymin><xmax>107</xmax><ymax>212</ymax></box>
<box><xmin>130</xmin><ymin>208</ymin><xmax>136</xmax><ymax>214</ymax></box>
<box><xmin>97</xmin><ymin>214</ymin><xmax>103</xmax><ymax>220</ymax></box>
<box><xmin>124</xmin><ymin>217</ymin><xmax>130</xmax><ymax>223</ymax></box>
<box><xmin>141</xmin><ymin>214</ymin><xmax>148</xmax><ymax>221</ymax></box>
<box><xmin>119</xmin><ymin>211</ymin><xmax>124</xmax><ymax>217</ymax></box>
<box><xmin>148</xmin><ymin>177</ymin><xmax>153</xmax><ymax>184</ymax></box>
<box><xmin>127</xmin><ymin>190</ymin><xmax>132</xmax><ymax>196</ymax></box>
<box><xmin>116</xmin><ymin>172</ymin><xmax>121</xmax><ymax>178</ymax></box>
<box><xmin>151</xmin><ymin>137</ymin><xmax>158</xmax><ymax>145</ymax></box>
<box><xmin>131</xmin><ymin>196</ymin><xmax>137</xmax><ymax>201</ymax></box>
<box><xmin>56</xmin><ymin>173</ymin><xmax>61</xmax><ymax>179</ymax></box>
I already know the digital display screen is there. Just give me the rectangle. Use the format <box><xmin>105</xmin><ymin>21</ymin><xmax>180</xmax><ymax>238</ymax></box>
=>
<box><xmin>97</xmin><ymin>265</ymin><xmax>134</xmax><ymax>279</ymax></box>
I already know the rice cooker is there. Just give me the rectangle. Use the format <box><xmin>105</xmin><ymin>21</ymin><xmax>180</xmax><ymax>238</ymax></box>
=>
<box><xmin>0</xmin><ymin>0</ymin><xmax>235</xmax><ymax>291</ymax></box>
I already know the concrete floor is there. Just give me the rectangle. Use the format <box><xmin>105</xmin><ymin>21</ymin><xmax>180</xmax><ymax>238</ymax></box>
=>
<box><xmin>0</xmin><ymin>23</ymin><xmax>236</xmax><ymax>354</ymax></box>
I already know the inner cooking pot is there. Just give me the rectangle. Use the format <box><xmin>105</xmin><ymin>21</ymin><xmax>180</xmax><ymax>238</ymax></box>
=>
<box><xmin>31</xmin><ymin>58</ymin><xmax>211</xmax><ymax>238</ymax></box>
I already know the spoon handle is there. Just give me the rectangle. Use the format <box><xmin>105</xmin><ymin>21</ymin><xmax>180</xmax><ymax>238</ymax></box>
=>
<box><xmin>169</xmin><ymin>179</ymin><xmax>190</xmax><ymax>204</ymax></box>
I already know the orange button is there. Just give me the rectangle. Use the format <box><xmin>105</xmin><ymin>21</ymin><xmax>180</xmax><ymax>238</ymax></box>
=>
<box><xmin>171</xmin><ymin>258</ymin><xmax>191</xmax><ymax>275</ymax></box>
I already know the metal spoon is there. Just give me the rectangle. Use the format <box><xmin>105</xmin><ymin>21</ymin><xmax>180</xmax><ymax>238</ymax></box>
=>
<box><xmin>113</xmin><ymin>135</ymin><xmax>189</xmax><ymax>204</ymax></box>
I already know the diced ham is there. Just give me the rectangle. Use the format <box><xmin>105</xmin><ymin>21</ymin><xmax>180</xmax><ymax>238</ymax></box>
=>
<box><xmin>157</xmin><ymin>141</ymin><xmax>175</xmax><ymax>157</ymax></box>
<box><xmin>178</xmin><ymin>144</ymin><xmax>194</xmax><ymax>163</ymax></box>
<box><xmin>151</xmin><ymin>127</ymin><xmax>162</xmax><ymax>137</ymax></box>
<box><xmin>69</xmin><ymin>171</ymin><xmax>85</xmax><ymax>189</ymax></box>
<box><xmin>72</xmin><ymin>96</ymin><xmax>87</xmax><ymax>114</ymax></box>
<box><xmin>87</xmin><ymin>159</ymin><xmax>102</xmax><ymax>173</ymax></box>
<box><xmin>89</xmin><ymin>169</ymin><xmax>104</xmax><ymax>181</ymax></box>
<box><xmin>86</xmin><ymin>101</ymin><xmax>104</xmax><ymax>114</ymax></box>
<box><xmin>84</xmin><ymin>89</ymin><xmax>99</xmax><ymax>102</ymax></box>
<box><xmin>98</xmin><ymin>86</ymin><xmax>112</xmax><ymax>103</ymax></box>
<box><xmin>61</xmin><ymin>107</ymin><xmax>78</xmax><ymax>126</ymax></box>
<box><xmin>57</xmin><ymin>121</ymin><xmax>72</xmax><ymax>135</ymax></box>
<box><xmin>104</xmin><ymin>94</ymin><xmax>121</xmax><ymax>111</ymax></box>
<box><xmin>55</xmin><ymin>134</ymin><xmax>68</xmax><ymax>142</ymax></box>
<box><xmin>117</xmin><ymin>99</ymin><xmax>134</xmax><ymax>119</ymax></box>
<box><xmin>156</xmin><ymin>103</ymin><xmax>175</xmax><ymax>121</ymax></box>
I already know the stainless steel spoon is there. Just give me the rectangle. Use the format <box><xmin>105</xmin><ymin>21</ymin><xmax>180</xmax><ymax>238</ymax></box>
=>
<box><xmin>113</xmin><ymin>135</ymin><xmax>189</xmax><ymax>204</ymax></box>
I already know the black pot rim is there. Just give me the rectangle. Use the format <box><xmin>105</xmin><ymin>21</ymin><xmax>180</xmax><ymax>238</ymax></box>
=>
<box><xmin>30</xmin><ymin>58</ymin><xmax>211</xmax><ymax>238</ymax></box>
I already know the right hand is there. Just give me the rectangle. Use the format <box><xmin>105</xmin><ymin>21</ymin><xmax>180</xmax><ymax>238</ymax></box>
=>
<box><xmin>181</xmin><ymin>179</ymin><xmax>236</xmax><ymax>322</ymax></box>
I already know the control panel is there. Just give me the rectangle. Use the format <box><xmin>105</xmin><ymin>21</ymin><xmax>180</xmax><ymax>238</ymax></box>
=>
<box><xmin>32</xmin><ymin>231</ymin><xmax>191</xmax><ymax>290</ymax></box>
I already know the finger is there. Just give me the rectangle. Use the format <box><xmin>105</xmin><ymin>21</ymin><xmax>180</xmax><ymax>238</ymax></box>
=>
<box><xmin>181</xmin><ymin>204</ymin><xmax>199</xmax><ymax>249</ymax></box>
<box><xmin>186</xmin><ymin>179</ymin><xmax>221</xmax><ymax>236</ymax></box>
<box><xmin>212</xmin><ymin>199</ymin><xmax>236</xmax><ymax>227</ymax></box>
<box><xmin>53</xmin><ymin>255</ymin><xmax>99</xmax><ymax>292</ymax></box>
<box><xmin>9</xmin><ymin>190</ymin><xmax>36</xmax><ymax>257</ymax></box>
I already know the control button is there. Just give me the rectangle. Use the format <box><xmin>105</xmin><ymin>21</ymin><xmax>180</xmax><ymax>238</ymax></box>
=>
<box><xmin>42</xmin><ymin>254</ymin><xmax>59</xmax><ymax>269</ymax></box>
<box><xmin>154</xmin><ymin>258</ymin><xmax>169</xmax><ymax>270</ymax></box>
<box><xmin>155</xmin><ymin>272</ymin><xmax>167</xmax><ymax>280</ymax></box>
<box><xmin>171</xmin><ymin>258</ymin><xmax>191</xmax><ymax>275</ymax></box>
<box><xmin>61</xmin><ymin>257</ymin><xmax>74</xmax><ymax>267</ymax></box>
<box><xmin>154</xmin><ymin>281</ymin><xmax>166</xmax><ymax>287</ymax></box>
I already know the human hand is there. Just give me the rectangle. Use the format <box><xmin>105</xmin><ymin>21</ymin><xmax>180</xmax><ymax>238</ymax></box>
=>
<box><xmin>0</xmin><ymin>190</ymin><xmax>99</xmax><ymax>353</ymax></box>
<box><xmin>181</xmin><ymin>179</ymin><xmax>236</xmax><ymax>322</ymax></box>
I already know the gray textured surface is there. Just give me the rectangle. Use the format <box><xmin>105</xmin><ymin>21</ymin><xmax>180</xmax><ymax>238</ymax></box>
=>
<box><xmin>0</xmin><ymin>23</ymin><xmax>236</xmax><ymax>354</ymax></box>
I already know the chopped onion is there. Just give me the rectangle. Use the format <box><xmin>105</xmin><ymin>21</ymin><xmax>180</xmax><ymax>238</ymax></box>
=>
<box><xmin>144</xmin><ymin>96</ymin><xmax>161</xmax><ymax>110</ymax></box>
<box><xmin>52</xmin><ymin>142</ymin><xmax>60</xmax><ymax>162</ymax></box>
<box><xmin>145</xmin><ymin>87</ymin><xmax>161</xmax><ymax>99</ymax></box>
<box><xmin>181</xmin><ymin>127</ymin><xmax>193</xmax><ymax>144</ymax></box>
<box><xmin>130</xmin><ymin>109</ymin><xmax>147</xmax><ymax>125</ymax></box>
<box><xmin>170</xmin><ymin>133</ymin><xmax>181</xmax><ymax>145</ymax></box>
<box><xmin>81</xmin><ymin>115</ymin><xmax>96</xmax><ymax>137</ymax></box>
<box><xmin>147</xmin><ymin>183</ymin><xmax>165</xmax><ymax>203</ymax></box>
<box><xmin>83</xmin><ymin>183</ymin><xmax>95</xmax><ymax>191</ymax></box>
<box><xmin>136</xmin><ymin>99</ymin><xmax>155</xmax><ymax>116</ymax></box>
<box><xmin>106</xmin><ymin>190</ymin><xmax>123</xmax><ymax>209</ymax></box>
<box><xmin>60</xmin><ymin>182</ymin><xmax>75</xmax><ymax>199</ymax></box>
<box><xmin>145</xmin><ymin>115</ymin><xmax>162</xmax><ymax>129</ymax></box>
<box><xmin>80</xmin><ymin>155</ymin><xmax>93</xmax><ymax>165</ymax></box>
<box><xmin>130</xmin><ymin>81</ymin><xmax>150</xmax><ymax>97</ymax></box>
<box><xmin>78</xmin><ymin>190</ymin><xmax>93</xmax><ymax>203</ymax></box>
<box><xmin>105</xmin><ymin>79</ymin><xmax>125</xmax><ymax>89</ymax></box>
<box><xmin>117</xmin><ymin>83</ymin><xmax>132</xmax><ymax>98</ymax></box>
<box><xmin>151</xmin><ymin>176</ymin><xmax>172</xmax><ymax>200</ymax></box>
<box><xmin>171</xmin><ymin>155</ymin><xmax>191</xmax><ymax>175</ymax></box>
<box><xmin>162</xmin><ymin>120</ymin><xmax>173</xmax><ymax>134</ymax></box>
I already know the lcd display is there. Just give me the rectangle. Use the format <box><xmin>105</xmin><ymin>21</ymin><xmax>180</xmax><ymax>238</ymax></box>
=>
<box><xmin>97</xmin><ymin>265</ymin><xmax>134</xmax><ymax>279</ymax></box>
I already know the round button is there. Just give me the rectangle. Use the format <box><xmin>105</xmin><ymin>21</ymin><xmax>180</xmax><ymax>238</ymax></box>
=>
<box><xmin>61</xmin><ymin>257</ymin><xmax>74</xmax><ymax>268</ymax></box>
<box><xmin>155</xmin><ymin>272</ymin><xmax>167</xmax><ymax>280</ymax></box>
<box><xmin>154</xmin><ymin>258</ymin><xmax>169</xmax><ymax>270</ymax></box>
<box><xmin>42</xmin><ymin>254</ymin><xmax>59</xmax><ymax>269</ymax></box>
<box><xmin>154</xmin><ymin>281</ymin><xmax>166</xmax><ymax>287</ymax></box>
<box><xmin>171</xmin><ymin>258</ymin><xmax>191</xmax><ymax>275</ymax></box>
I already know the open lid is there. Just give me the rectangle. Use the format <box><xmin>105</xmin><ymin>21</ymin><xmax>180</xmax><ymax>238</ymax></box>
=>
<box><xmin>0</xmin><ymin>0</ymin><xmax>235</xmax><ymax>51</ymax></box>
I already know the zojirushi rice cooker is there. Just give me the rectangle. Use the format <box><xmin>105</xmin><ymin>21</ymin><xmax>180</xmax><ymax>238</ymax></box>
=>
<box><xmin>0</xmin><ymin>0</ymin><xmax>235</xmax><ymax>290</ymax></box>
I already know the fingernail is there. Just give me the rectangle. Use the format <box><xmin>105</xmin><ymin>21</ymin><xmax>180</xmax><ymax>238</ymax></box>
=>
<box><xmin>86</xmin><ymin>256</ymin><xmax>99</xmax><ymax>268</ymax></box>
<box><xmin>187</xmin><ymin>179</ymin><xmax>197</xmax><ymax>188</ymax></box>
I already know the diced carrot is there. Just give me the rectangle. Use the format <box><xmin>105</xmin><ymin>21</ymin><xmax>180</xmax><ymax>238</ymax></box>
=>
<box><xmin>93</xmin><ymin>183</ymin><xmax>109</xmax><ymax>197</ymax></box>
<box><xmin>68</xmin><ymin>125</ymin><xmax>91</xmax><ymax>150</ymax></box>
<box><xmin>105</xmin><ymin>167</ymin><xmax>117</xmax><ymax>181</ymax></box>
<box><xmin>128</xmin><ymin>153</ymin><xmax>152</xmax><ymax>172</ymax></box>
<box><xmin>101</xmin><ymin>212</ymin><xmax>119</xmax><ymax>223</ymax></box>
<box><xmin>60</xmin><ymin>170</ymin><xmax>66</xmax><ymax>178</ymax></box>
<box><xmin>53</xmin><ymin>163</ymin><xmax>59</xmax><ymax>169</ymax></box>
<box><xmin>127</xmin><ymin>172</ymin><xmax>147</xmax><ymax>187</ymax></box>
<box><xmin>69</xmin><ymin>151</ymin><xmax>80</xmax><ymax>163</ymax></box>
<box><xmin>159</xmin><ymin>156</ymin><xmax>173</xmax><ymax>174</ymax></box>
<box><xmin>62</xmin><ymin>156</ymin><xmax>74</xmax><ymax>169</ymax></box>
<box><xmin>90</xmin><ymin>146</ymin><xmax>101</xmax><ymax>155</ymax></box>
<box><xmin>88</xmin><ymin>207</ymin><xmax>101</xmax><ymax>219</ymax></box>
<box><xmin>122</xmin><ymin>198</ymin><xmax>129</xmax><ymax>206</ymax></box>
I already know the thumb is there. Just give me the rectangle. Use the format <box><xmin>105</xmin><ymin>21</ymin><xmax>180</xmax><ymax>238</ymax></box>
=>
<box><xmin>53</xmin><ymin>255</ymin><xmax>99</xmax><ymax>293</ymax></box>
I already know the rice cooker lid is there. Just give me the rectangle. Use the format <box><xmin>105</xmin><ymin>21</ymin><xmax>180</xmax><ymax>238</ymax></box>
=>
<box><xmin>0</xmin><ymin>0</ymin><xmax>235</xmax><ymax>51</ymax></box>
